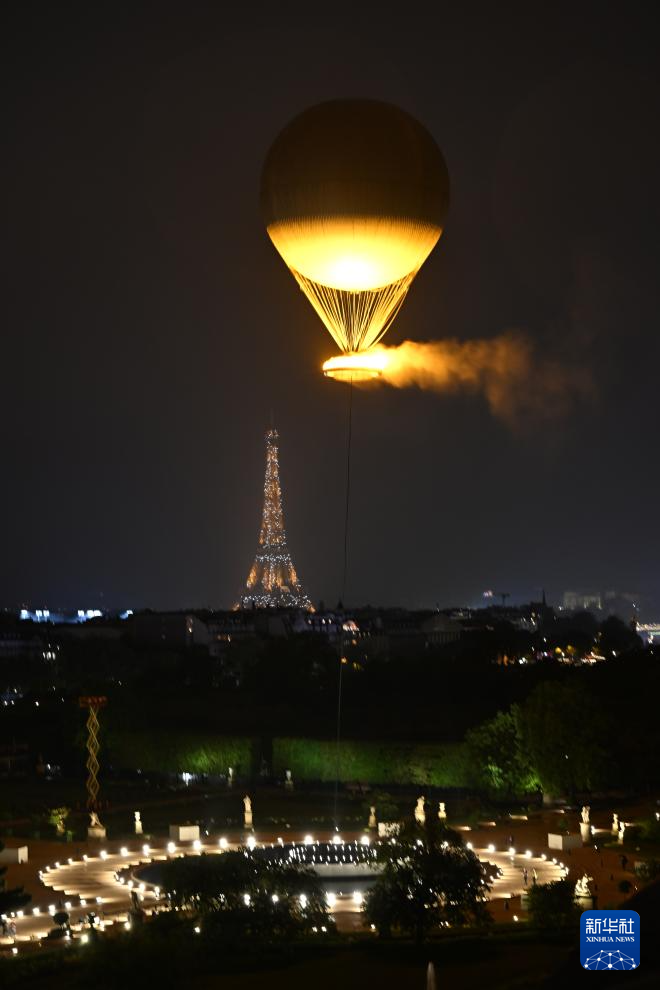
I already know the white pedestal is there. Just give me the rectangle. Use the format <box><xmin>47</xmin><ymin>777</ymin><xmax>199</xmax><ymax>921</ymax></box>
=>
<box><xmin>548</xmin><ymin>832</ymin><xmax>582</xmax><ymax>850</ymax></box>
<box><xmin>87</xmin><ymin>825</ymin><xmax>107</xmax><ymax>841</ymax></box>
<box><xmin>0</xmin><ymin>845</ymin><xmax>28</xmax><ymax>864</ymax></box>
<box><xmin>580</xmin><ymin>822</ymin><xmax>592</xmax><ymax>843</ymax></box>
<box><xmin>169</xmin><ymin>824</ymin><xmax>199</xmax><ymax>842</ymax></box>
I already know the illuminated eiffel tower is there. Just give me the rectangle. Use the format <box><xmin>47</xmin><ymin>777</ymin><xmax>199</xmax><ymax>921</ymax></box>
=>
<box><xmin>240</xmin><ymin>428</ymin><xmax>312</xmax><ymax>610</ymax></box>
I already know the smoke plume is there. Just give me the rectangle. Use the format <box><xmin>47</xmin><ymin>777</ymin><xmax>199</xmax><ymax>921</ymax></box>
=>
<box><xmin>372</xmin><ymin>331</ymin><xmax>593</xmax><ymax>428</ymax></box>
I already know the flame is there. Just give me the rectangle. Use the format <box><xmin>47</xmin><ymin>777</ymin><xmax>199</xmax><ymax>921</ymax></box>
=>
<box><xmin>323</xmin><ymin>332</ymin><xmax>593</xmax><ymax>427</ymax></box>
<box><xmin>323</xmin><ymin>351</ymin><xmax>388</xmax><ymax>381</ymax></box>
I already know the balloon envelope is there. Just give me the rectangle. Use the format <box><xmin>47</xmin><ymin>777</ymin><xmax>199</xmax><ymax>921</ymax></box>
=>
<box><xmin>261</xmin><ymin>100</ymin><xmax>449</xmax><ymax>363</ymax></box>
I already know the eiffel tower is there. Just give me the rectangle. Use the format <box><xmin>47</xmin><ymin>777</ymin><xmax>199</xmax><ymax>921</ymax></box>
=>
<box><xmin>240</xmin><ymin>428</ymin><xmax>312</xmax><ymax>609</ymax></box>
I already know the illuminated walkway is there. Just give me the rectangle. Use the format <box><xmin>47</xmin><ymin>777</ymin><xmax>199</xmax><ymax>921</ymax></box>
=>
<box><xmin>0</xmin><ymin>834</ymin><xmax>566</xmax><ymax>952</ymax></box>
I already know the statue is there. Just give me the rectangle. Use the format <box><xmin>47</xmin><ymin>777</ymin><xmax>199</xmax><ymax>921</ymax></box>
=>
<box><xmin>612</xmin><ymin>812</ymin><xmax>619</xmax><ymax>834</ymax></box>
<box><xmin>414</xmin><ymin>796</ymin><xmax>426</xmax><ymax>825</ymax></box>
<box><xmin>579</xmin><ymin>804</ymin><xmax>592</xmax><ymax>843</ymax></box>
<box><xmin>438</xmin><ymin>801</ymin><xmax>447</xmax><ymax>820</ymax></box>
<box><xmin>284</xmin><ymin>769</ymin><xmax>293</xmax><ymax>791</ymax></box>
<box><xmin>86</xmin><ymin>808</ymin><xmax>106</xmax><ymax>839</ymax></box>
<box><xmin>575</xmin><ymin>874</ymin><xmax>593</xmax><ymax>898</ymax></box>
<box><xmin>368</xmin><ymin>805</ymin><xmax>377</xmax><ymax>829</ymax></box>
<box><xmin>618</xmin><ymin>822</ymin><xmax>626</xmax><ymax>843</ymax></box>
<box><xmin>243</xmin><ymin>795</ymin><xmax>253</xmax><ymax>829</ymax></box>
<box><xmin>227</xmin><ymin>766</ymin><xmax>233</xmax><ymax>788</ymax></box>
<box><xmin>134</xmin><ymin>811</ymin><xmax>143</xmax><ymax>835</ymax></box>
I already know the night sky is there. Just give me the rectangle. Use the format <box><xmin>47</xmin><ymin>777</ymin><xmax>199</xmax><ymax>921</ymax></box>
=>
<box><xmin>3</xmin><ymin>3</ymin><xmax>660</xmax><ymax>614</ymax></box>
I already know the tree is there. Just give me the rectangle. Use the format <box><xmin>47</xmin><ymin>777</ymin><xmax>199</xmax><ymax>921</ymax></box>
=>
<box><xmin>161</xmin><ymin>850</ymin><xmax>331</xmax><ymax>941</ymax></box>
<box><xmin>516</xmin><ymin>681</ymin><xmax>609</xmax><ymax>796</ymax></box>
<box><xmin>0</xmin><ymin>841</ymin><xmax>31</xmax><ymax>914</ymax></box>
<box><xmin>599</xmin><ymin>616</ymin><xmax>641</xmax><ymax>657</ymax></box>
<box><xmin>364</xmin><ymin>817</ymin><xmax>491</xmax><ymax>942</ymax></box>
<box><xmin>526</xmin><ymin>879</ymin><xmax>580</xmax><ymax>929</ymax></box>
<box><xmin>465</xmin><ymin>707</ymin><xmax>539</xmax><ymax>796</ymax></box>
<box><xmin>47</xmin><ymin>806</ymin><xmax>70</xmax><ymax>835</ymax></box>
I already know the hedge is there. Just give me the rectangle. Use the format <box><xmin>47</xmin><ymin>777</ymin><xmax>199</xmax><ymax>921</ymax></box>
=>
<box><xmin>106</xmin><ymin>731</ymin><xmax>471</xmax><ymax>786</ymax></box>
<box><xmin>106</xmin><ymin>730</ymin><xmax>252</xmax><ymax>775</ymax></box>
<box><xmin>273</xmin><ymin>737</ymin><xmax>471</xmax><ymax>786</ymax></box>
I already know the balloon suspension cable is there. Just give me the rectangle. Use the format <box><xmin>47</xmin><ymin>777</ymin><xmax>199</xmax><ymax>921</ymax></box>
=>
<box><xmin>342</xmin><ymin>379</ymin><xmax>353</xmax><ymax>605</ymax></box>
<box><xmin>334</xmin><ymin>378</ymin><xmax>353</xmax><ymax>828</ymax></box>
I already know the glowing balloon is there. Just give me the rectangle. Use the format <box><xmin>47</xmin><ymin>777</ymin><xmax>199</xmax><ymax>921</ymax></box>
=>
<box><xmin>261</xmin><ymin>100</ymin><xmax>449</xmax><ymax>380</ymax></box>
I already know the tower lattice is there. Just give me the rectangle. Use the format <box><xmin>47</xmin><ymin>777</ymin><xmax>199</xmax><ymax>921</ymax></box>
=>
<box><xmin>240</xmin><ymin>428</ymin><xmax>312</xmax><ymax>610</ymax></box>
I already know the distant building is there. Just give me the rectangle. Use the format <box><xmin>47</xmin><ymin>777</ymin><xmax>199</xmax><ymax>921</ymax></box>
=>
<box><xmin>562</xmin><ymin>590</ymin><xmax>639</xmax><ymax>619</ymax></box>
<box><xmin>0</xmin><ymin>626</ymin><xmax>45</xmax><ymax>660</ymax></box>
<box><xmin>636</xmin><ymin>623</ymin><xmax>660</xmax><ymax>645</ymax></box>
<box><xmin>0</xmin><ymin>742</ymin><xmax>29</xmax><ymax>776</ymax></box>
<box><xmin>18</xmin><ymin>608</ymin><xmax>134</xmax><ymax>624</ymax></box>
<box><xmin>207</xmin><ymin>612</ymin><xmax>258</xmax><ymax>657</ymax></box>
<box><xmin>563</xmin><ymin>591</ymin><xmax>603</xmax><ymax>612</ymax></box>
<box><xmin>131</xmin><ymin>612</ymin><xmax>209</xmax><ymax>649</ymax></box>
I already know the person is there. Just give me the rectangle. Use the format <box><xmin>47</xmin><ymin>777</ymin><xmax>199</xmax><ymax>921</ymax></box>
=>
<box><xmin>532</xmin><ymin>868</ymin><xmax>538</xmax><ymax>884</ymax></box>
<box><xmin>523</xmin><ymin>868</ymin><xmax>528</xmax><ymax>886</ymax></box>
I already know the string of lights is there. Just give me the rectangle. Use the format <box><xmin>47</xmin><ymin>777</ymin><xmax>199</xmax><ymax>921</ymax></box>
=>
<box><xmin>240</xmin><ymin>428</ymin><xmax>312</xmax><ymax>610</ymax></box>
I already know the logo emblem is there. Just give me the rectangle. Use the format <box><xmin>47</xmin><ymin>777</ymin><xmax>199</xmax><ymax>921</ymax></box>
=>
<box><xmin>581</xmin><ymin>910</ymin><xmax>640</xmax><ymax>970</ymax></box>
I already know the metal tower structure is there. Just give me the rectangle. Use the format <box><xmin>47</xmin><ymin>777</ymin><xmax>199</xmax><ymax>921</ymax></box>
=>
<box><xmin>78</xmin><ymin>695</ymin><xmax>106</xmax><ymax>812</ymax></box>
<box><xmin>240</xmin><ymin>428</ymin><xmax>312</xmax><ymax>610</ymax></box>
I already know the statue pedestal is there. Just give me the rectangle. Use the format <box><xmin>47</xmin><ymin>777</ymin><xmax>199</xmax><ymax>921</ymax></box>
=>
<box><xmin>87</xmin><ymin>825</ymin><xmax>107</xmax><ymax>841</ymax></box>
<box><xmin>548</xmin><ymin>832</ymin><xmax>582</xmax><ymax>851</ymax></box>
<box><xmin>580</xmin><ymin>822</ymin><xmax>592</xmax><ymax>843</ymax></box>
<box><xmin>169</xmin><ymin>824</ymin><xmax>199</xmax><ymax>842</ymax></box>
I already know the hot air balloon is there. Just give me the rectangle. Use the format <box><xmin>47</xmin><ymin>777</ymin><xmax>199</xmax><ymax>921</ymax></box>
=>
<box><xmin>261</xmin><ymin>100</ymin><xmax>449</xmax><ymax>381</ymax></box>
